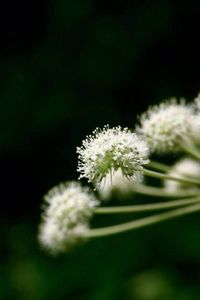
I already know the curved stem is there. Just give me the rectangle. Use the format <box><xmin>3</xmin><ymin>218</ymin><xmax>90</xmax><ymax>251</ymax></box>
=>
<box><xmin>180</xmin><ymin>139</ymin><xmax>200</xmax><ymax>161</ymax></box>
<box><xmin>148</xmin><ymin>160</ymin><xmax>171</xmax><ymax>172</ymax></box>
<box><xmin>95</xmin><ymin>197</ymin><xmax>200</xmax><ymax>214</ymax></box>
<box><xmin>132</xmin><ymin>183</ymin><xmax>198</xmax><ymax>198</ymax></box>
<box><xmin>143</xmin><ymin>168</ymin><xmax>200</xmax><ymax>186</ymax></box>
<box><xmin>88</xmin><ymin>203</ymin><xmax>200</xmax><ymax>238</ymax></box>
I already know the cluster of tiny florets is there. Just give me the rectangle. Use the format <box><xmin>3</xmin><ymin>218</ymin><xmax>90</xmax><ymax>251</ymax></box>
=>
<box><xmin>38</xmin><ymin>91</ymin><xmax>200</xmax><ymax>255</ymax></box>
<box><xmin>164</xmin><ymin>158</ymin><xmax>200</xmax><ymax>192</ymax></box>
<box><xmin>137</xmin><ymin>99</ymin><xmax>193</xmax><ymax>154</ymax></box>
<box><xmin>38</xmin><ymin>181</ymin><xmax>99</xmax><ymax>254</ymax></box>
<box><xmin>77</xmin><ymin>126</ymin><xmax>149</xmax><ymax>186</ymax></box>
<box><xmin>39</xmin><ymin>219</ymin><xmax>88</xmax><ymax>254</ymax></box>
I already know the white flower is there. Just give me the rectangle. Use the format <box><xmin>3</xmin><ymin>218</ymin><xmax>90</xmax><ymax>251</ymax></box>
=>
<box><xmin>77</xmin><ymin>126</ymin><xmax>149</xmax><ymax>186</ymax></box>
<box><xmin>190</xmin><ymin>114</ymin><xmax>200</xmax><ymax>144</ymax></box>
<box><xmin>194</xmin><ymin>93</ymin><xmax>200</xmax><ymax>110</ymax></box>
<box><xmin>38</xmin><ymin>181</ymin><xmax>99</xmax><ymax>254</ymax></box>
<box><xmin>97</xmin><ymin>169</ymin><xmax>141</xmax><ymax>200</ymax></box>
<box><xmin>164</xmin><ymin>158</ymin><xmax>200</xmax><ymax>192</ymax></box>
<box><xmin>189</xmin><ymin>94</ymin><xmax>200</xmax><ymax>144</ymax></box>
<box><xmin>39</xmin><ymin>219</ymin><xmax>88</xmax><ymax>254</ymax></box>
<box><xmin>137</xmin><ymin>99</ymin><xmax>193</xmax><ymax>154</ymax></box>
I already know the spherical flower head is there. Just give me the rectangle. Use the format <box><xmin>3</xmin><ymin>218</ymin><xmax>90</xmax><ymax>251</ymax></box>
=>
<box><xmin>97</xmin><ymin>169</ymin><xmax>142</xmax><ymax>200</ymax></box>
<box><xmin>164</xmin><ymin>158</ymin><xmax>200</xmax><ymax>192</ymax></box>
<box><xmin>39</xmin><ymin>219</ymin><xmax>88</xmax><ymax>254</ymax></box>
<box><xmin>38</xmin><ymin>181</ymin><xmax>99</xmax><ymax>254</ymax></box>
<box><xmin>137</xmin><ymin>99</ymin><xmax>193</xmax><ymax>154</ymax></box>
<box><xmin>77</xmin><ymin>126</ymin><xmax>149</xmax><ymax>186</ymax></box>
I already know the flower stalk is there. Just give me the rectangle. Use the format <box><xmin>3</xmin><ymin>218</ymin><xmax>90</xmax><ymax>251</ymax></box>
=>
<box><xmin>143</xmin><ymin>168</ymin><xmax>200</xmax><ymax>186</ymax></box>
<box><xmin>88</xmin><ymin>203</ymin><xmax>200</xmax><ymax>238</ymax></box>
<box><xmin>148</xmin><ymin>160</ymin><xmax>171</xmax><ymax>172</ymax></box>
<box><xmin>180</xmin><ymin>138</ymin><xmax>200</xmax><ymax>161</ymax></box>
<box><xmin>95</xmin><ymin>197</ymin><xmax>200</xmax><ymax>214</ymax></box>
<box><xmin>132</xmin><ymin>183</ymin><xmax>198</xmax><ymax>198</ymax></box>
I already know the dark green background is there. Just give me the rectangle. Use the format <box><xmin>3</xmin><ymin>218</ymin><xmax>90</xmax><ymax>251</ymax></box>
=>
<box><xmin>1</xmin><ymin>1</ymin><xmax>200</xmax><ymax>299</ymax></box>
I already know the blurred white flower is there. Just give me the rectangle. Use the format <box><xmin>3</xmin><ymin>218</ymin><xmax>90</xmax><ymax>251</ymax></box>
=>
<box><xmin>38</xmin><ymin>181</ymin><xmax>99</xmax><ymax>254</ymax></box>
<box><xmin>164</xmin><ymin>158</ymin><xmax>200</xmax><ymax>192</ymax></box>
<box><xmin>39</xmin><ymin>219</ymin><xmax>88</xmax><ymax>254</ymax></box>
<box><xmin>137</xmin><ymin>99</ymin><xmax>193</xmax><ymax>154</ymax></box>
<box><xmin>190</xmin><ymin>114</ymin><xmax>200</xmax><ymax>144</ymax></box>
<box><xmin>194</xmin><ymin>93</ymin><xmax>200</xmax><ymax>110</ymax></box>
<box><xmin>189</xmin><ymin>94</ymin><xmax>200</xmax><ymax>144</ymax></box>
<box><xmin>97</xmin><ymin>169</ymin><xmax>141</xmax><ymax>200</ymax></box>
<box><xmin>77</xmin><ymin>125</ymin><xmax>149</xmax><ymax>186</ymax></box>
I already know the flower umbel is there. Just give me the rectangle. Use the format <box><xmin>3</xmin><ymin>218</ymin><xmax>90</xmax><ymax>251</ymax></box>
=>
<box><xmin>164</xmin><ymin>158</ymin><xmax>200</xmax><ymax>192</ymax></box>
<box><xmin>39</xmin><ymin>219</ymin><xmax>88</xmax><ymax>254</ymax></box>
<box><xmin>137</xmin><ymin>99</ymin><xmax>193</xmax><ymax>154</ymax></box>
<box><xmin>38</xmin><ymin>91</ymin><xmax>200</xmax><ymax>256</ymax></box>
<box><xmin>38</xmin><ymin>181</ymin><xmax>99</xmax><ymax>254</ymax></box>
<box><xmin>77</xmin><ymin>126</ymin><xmax>149</xmax><ymax>186</ymax></box>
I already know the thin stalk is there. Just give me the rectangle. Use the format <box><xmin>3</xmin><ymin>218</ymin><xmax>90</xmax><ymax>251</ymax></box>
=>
<box><xmin>132</xmin><ymin>183</ymin><xmax>198</xmax><ymax>198</ymax></box>
<box><xmin>95</xmin><ymin>197</ymin><xmax>200</xmax><ymax>214</ymax></box>
<box><xmin>148</xmin><ymin>160</ymin><xmax>171</xmax><ymax>172</ymax></box>
<box><xmin>87</xmin><ymin>203</ymin><xmax>200</xmax><ymax>238</ymax></box>
<box><xmin>143</xmin><ymin>168</ymin><xmax>200</xmax><ymax>186</ymax></box>
<box><xmin>181</xmin><ymin>140</ymin><xmax>200</xmax><ymax>161</ymax></box>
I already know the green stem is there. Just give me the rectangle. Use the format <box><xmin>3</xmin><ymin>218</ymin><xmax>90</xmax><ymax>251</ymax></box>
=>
<box><xmin>148</xmin><ymin>160</ymin><xmax>171</xmax><ymax>172</ymax></box>
<box><xmin>88</xmin><ymin>203</ymin><xmax>200</xmax><ymax>238</ymax></box>
<box><xmin>132</xmin><ymin>183</ymin><xmax>198</xmax><ymax>198</ymax></box>
<box><xmin>95</xmin><ymin>197</ymin><xmax>200</xmax><ymax>214</ymax></box>
<box><xmin>180</xmin><ymin>139</ymin><xmax>200</xmax><ymax>161</ymax></box>
<box><xmin>143</xmin><ymin>168</ymin><xmax>200</xmax><ymax>186</ymax></box>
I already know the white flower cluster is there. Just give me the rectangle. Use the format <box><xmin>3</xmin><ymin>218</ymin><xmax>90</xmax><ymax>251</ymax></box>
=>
<box><xmin>164</xmin><ymin>158</ymin><xmax>200</xmax><ymax>192</ymax></box>
<box><xmin>77</xmin><ymin>126</ymin><xmax>149</xmax><ymax>186</ymax></box>
<box><xmin>137</xmin><ymin>99</ymin><xmax>193</xmax><ymax>154</ymax></box>
<box><xmin>38</xmin><ymin>181</ymin><xmax>99</xmax><ymax>254</ymax></box>
<box><xmin>38</xmin><ymin>92</ymin><xmax>200</xmax><ymax>255</ymax></box>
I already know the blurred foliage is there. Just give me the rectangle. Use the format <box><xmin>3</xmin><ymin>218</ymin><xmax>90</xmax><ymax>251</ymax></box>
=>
<box><xmin>1</xmin><ymin>0</ymin><xmax>200</xmax><ymax>299</ymax></box>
